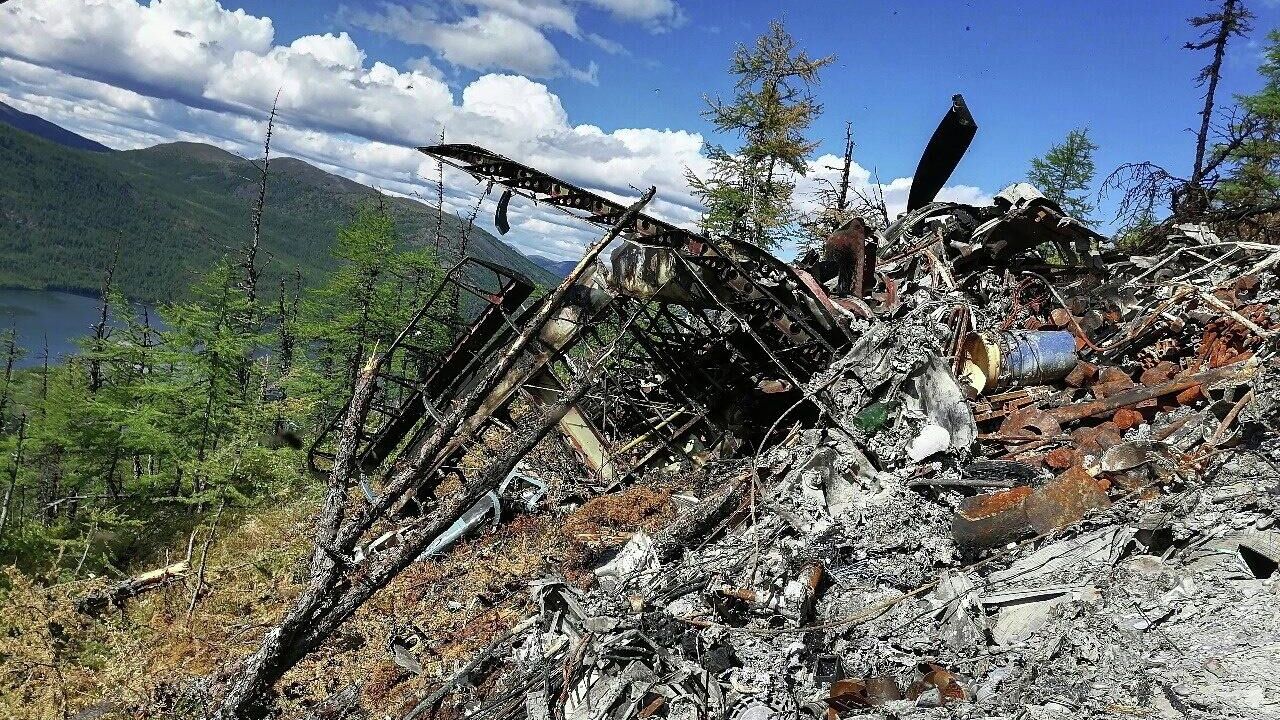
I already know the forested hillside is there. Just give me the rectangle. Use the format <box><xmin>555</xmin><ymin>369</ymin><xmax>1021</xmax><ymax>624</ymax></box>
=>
<box><xmin>0</xmin><ymin>122</ymin><xmax>554</xmax><ymax>303</ymax></box>
<box><xmin>0</xmin><ymin>100</ymin><xmax>111</xmax><ymax>152</ymax></box>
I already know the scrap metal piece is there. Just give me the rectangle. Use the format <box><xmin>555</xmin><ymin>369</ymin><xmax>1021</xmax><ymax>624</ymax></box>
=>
<box><xmin>905</xmin><ymin>663</ymin><xmax>968</xmax><ymax>704</ymax></box>
<box><xmin>495</xmin><ymin>188</ymin><xmax>513</xmax><ymax>234</ymax></box>
<box><xmin>952</xmin><ymin>485</ymin><xmax>1034</xmax><ymax>551</ymax></box>
<box><xmin>1024</xmin><ymin>465</ymin><xmax>1111</xmax><ymax>535</ymax></box>
<box><xmin>907</xmin><ymin>94</ymin><xmax>978</xmax><ymax>212</ymax></box>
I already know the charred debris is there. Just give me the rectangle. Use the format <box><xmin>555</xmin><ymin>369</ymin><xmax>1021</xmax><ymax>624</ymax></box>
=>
<box><xmin>300</xmin><ymin>95</ymin><xmax>1279</xmax><ymax>719</ymax></box>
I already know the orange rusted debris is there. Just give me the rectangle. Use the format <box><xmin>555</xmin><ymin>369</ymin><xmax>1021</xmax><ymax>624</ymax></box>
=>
<box><xmin>1113</xmin><ymin>408</ymin><xmax>1145</xmax><ymax>431</ymax></box>
<box><xmin>1092</xmin><ymin>366</ymin><xmax>1135</xmax><ymax>399</ymax></box>
<box><xmin>1044</xmin><ymin>446</ymin><xmax>1078</xmax><ymax>470</ymax></box>
<box><xmin>999</xmin><ymin>407</ymin><xmax>1062</xmax><ymax>440</ymax></box>
<box><xmin>1064</xmin><ymin>360</ymin><xmax>1098</xmax><ymax>388</ymax></box>
<box><xmin>1175</xmin><ymin>384</ymin><xmax>1204</xmax><ymax>406</ymax></box>
<box><xmin>952</xmin><ymin>485</ymin><xmax>1034</xmax><ymax>550</ymax></box>
<box><xmin>1072</xmin><ymin>424</ymin><xmax>1124</xmax><ymax>457</ymax></box>
<box><xmin>1197</xmin><ymin>302</ymin><xmax>1271</xmax><ymax>368</ymax></box>
<box><xmin>1024</xmin><ymin>465</ymin><xmax>1111</xmax><ymax>534</ymax></box>
<box><xmin>1140</xmin><ymin>361</ymin><xmax>1178</xmax><ymax>386</ymax></box>
<box><xmin>906</xmin><ymin>663</ymin><xmax>969</xmax><ymax>703</ymax></box>
<box><xmin>826</xmin><ymin>675</ymin><xmax>902</xmax><ymax>715</ymax></box>
<box><xmin>1046</xmin><ymin>361</ymin><xmax>1254</xmax><ymax>425</ymax></box>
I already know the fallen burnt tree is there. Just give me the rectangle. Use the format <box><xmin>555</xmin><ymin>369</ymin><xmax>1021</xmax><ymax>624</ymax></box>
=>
<box><xmin>204</xmin><ymin>96</ymin><xmax>1279</xmax><ymax>718</ymax></box>
<box><xmin>76</xmin><ymin>560</ymin><xmax>190</xmax><ymax>615</ymax></box>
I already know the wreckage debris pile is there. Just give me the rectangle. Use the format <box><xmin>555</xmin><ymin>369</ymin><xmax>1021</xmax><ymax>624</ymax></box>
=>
<box><xmin>395</xmin><ymin>194</ymin><xmax>1280</xmax><ymax>719</ymax></box>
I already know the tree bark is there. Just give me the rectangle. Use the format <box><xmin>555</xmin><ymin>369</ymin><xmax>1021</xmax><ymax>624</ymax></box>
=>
<box><xmin>211</xmin><ymin>188</ymin><xmax>656</xmax><ymax>719</ymax></box>
<box><xmin>1191</xmin><ymin>0</ymin><xmax>1244</xmax><ymax>186</ymax></box>
<box><xmin>0</xmin><ymin>415</ymin><xmax>27</xmax><ymax>541</ymax></box>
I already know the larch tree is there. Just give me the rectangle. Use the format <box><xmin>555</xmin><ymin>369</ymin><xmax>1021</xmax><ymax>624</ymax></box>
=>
<box><xmin>1188</xmin><ymin>0</ymin><xmax>1255</xmax><ymax>188</ymax></box>
<box><xmin>1028</xmin><ymin>128</ymin><xmax>1099</xmax><ymax>224</ymax></box>
<box><xmin>688</xmin><ymin>20</ymin><xmax>833</xmax><ymax>251</ymax></box>
<box><xmin>1218</xmin><ymin>29</ymin><xmax>1280</xmax><ymax>206</ymax></box>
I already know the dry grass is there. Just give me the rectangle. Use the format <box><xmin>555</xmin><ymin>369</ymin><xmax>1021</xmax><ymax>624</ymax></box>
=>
<box><xmin>0</xmin><ymin>449</ymin><xmax>691</xmax><ymax>719</ymax></box>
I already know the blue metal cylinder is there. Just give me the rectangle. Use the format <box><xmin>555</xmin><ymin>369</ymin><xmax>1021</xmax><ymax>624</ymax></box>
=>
<box><xmin>995</xmin><ymin>330</ymin><xmax>1079</xmax><ymax>389</ymax></box>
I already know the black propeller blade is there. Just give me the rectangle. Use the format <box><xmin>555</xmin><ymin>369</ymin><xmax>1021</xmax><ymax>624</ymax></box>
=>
<box><xmin>906</xmin><ymin>94</ymin><xmax>978</xmax><ymax>213</ymax></box>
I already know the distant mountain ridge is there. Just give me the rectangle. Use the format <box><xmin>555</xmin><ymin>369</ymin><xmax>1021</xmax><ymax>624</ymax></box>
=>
<box><xmin>0</xmin><ymin>100</ymin><xmax>112</xmax><ymax>152</ymax></box>
<box><xmin>525</xmin><ymin>253</ymin><xmax>580</xmax><ymax>278</ymax></box>
<box><xmin>0</xmin><ymin>109</ymin><xmax>555</xmax><ymax>303</ymax></box>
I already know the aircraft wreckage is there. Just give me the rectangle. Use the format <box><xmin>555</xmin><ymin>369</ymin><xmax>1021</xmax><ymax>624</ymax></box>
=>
<box><xmin>310</xmin><ymin>95</ymin><xmax>1101</xmax><ymax>499</ymax></box>
<box><xmin>298</xmin><ymin>93</ymin><xmax>1279</xmax><ymax>718</ymax></box>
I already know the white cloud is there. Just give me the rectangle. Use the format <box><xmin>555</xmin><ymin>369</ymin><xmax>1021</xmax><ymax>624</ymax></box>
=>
<box><xmin>0</xmin><ymin>0</ymin><xmax>708</xmax><ymax>260</ymax></box>
<box><xmin>582</xmin><ymin>0</ymin><xmax>685</xmax><ymax>31</ymax></box>
<box><xmin>0</xmin><ymin>0</ymin><xmax>988</xmax><ymax>264</ymax></box>
<box><xmin>340</xmin><ymin>0</ymin><xmax>650</xmax><ymax>81</ymax></box>
<box><xmin>344</xmin><ymin>6</ymin><xmax>573</xmax><ymax>79</ymax></box>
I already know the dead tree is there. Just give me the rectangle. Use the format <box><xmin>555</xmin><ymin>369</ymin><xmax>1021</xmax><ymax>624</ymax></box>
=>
<box><xmin>432</xmin><ymin>128</ymin><xmax>446</xmax><ymax>252</ymax></box>
<box><xmin>0</xmin><ymin>415</ymin><xmax>27</xmax><ymax>541</ymax></box>
<box><xmin>833</xmin><ymin>121</ymin><xmax>854</xmax><ymax>216</ymax></box>
<box><xmin>210</xmin><ymin>187</ymin><xmax>657</xmax><ymax>719</ymax></box>
<box><xmin>88</xmin><ymin>242</ymin><xmax>120</xmax><ymax>393</ymax></box>
<box><xmin>1102</xmin><ymin>2</ymin><xmax>1255</xmax><ymax>227</ymax></box>
<box><xmin>1188</xmin><ymin>0</ymin><xmax>1254</xmax><ymax>188</ymax></box>
<box><xmin>244</xmin><ymin>96</ymin><xmax>278</xmax><ymax>311</ymax></box>
<box><xmin>800</xmin><ymin>122</ymin><xmax>856</xmax><ymax>255</ymax></box>
<box><xmin>0</xmin><ymin>328</ymin><xmax>20</xmax><ymax>432</ymax></box>
<box><xmin>76</xmin><ymin>560</ymin><xmax>190</xmax><ymax>615</ymax></box>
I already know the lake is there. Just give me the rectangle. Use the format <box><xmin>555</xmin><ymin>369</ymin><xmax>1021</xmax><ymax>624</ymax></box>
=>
<box><xmin>0</xmin><ymin>289</ymin><xmax>159</xmax><ymax>370</ymax></box>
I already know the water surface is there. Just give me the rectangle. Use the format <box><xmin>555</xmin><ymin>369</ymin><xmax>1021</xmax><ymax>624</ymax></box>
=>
<box><xmin>0</xmin><ymin>289</ymin><xmax>158</xmax><ymax>369</ymax></box>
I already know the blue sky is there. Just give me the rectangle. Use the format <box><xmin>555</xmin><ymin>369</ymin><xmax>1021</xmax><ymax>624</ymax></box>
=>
<box><xmin>3</xmin><ymin>0</ymin><xmax>1280</xmax><ymax>257</ymax></box>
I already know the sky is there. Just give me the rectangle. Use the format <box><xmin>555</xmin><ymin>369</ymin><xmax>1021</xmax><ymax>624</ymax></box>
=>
<box><xmin>3</xmin><ymin>0</ymin><xmax>1280</xmax><ymax>261</ymax></box>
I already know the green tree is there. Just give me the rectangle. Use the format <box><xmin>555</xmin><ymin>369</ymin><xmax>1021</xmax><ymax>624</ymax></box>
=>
<box><xmin>1218</xmin><ymin>29</ymin><xmax>1280</xmax><ymax>206</ymax></box>
<box><xmin>688</xmin><ymin>20</ymin><xmax>833</xmax><ymax>251</ymax></box>
<box><xmin>1028</xmin><ymin>128</ymin><xmax>1099</xmax><ymax>223</ymax></box>
<box><xmin>298</xmin><ymin>202</ymin><xmax>448</xmax><ymax>413</ymax></box>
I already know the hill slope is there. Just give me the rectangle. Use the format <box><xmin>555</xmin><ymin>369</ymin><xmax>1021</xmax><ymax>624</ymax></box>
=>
<box><xmin>526</xmin><ymin>253</ymin><xmax>579</xmax><ymax>278</ymax></box>
<box><xmin>0</xmin><ymin>100</ymin><xmax>112</xmax><ymax>152</ymax></box>
<box><xmin>0</xmin><ymin>121</ymin><xmax>554</xmax><ymax>303</ymax></box>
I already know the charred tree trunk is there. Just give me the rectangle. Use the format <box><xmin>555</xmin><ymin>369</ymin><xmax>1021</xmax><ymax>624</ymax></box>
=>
<box><xmin>211</xmin><ymin>187</ymin><xmax>656</xmax><ymax>720</ymax></box>
<box><xmin>217</xmin><ymin>350</ymin><xmax>602</xmax><ymax>718</ymax></box>
<box><xmin>212</xmin><ymin>350</ymin><xmax>383</xmax><ymax>718</ymax></box>
<box><xmin>0</xmin><ymin>415</ymin><xmax>27</xmax><ymax>541</ymax></box>
<box><xmin>836</xmin><ymin>121</ymin><xmax>854</xmax><ymax>214</ymax></box>
<box><xmin>0</xmin><ymin>329</ymin><xmax>19</xmax><ymax>432</ymax></box>
<box><xmin>89</xmin><ymin>243</ymin><xmax>120</xmax><ymax>393</ymax></box>
<box><xmin>1187</xmin><ymin>0</ymin><xmax>1253</xmax><ymax>188</ymax></box>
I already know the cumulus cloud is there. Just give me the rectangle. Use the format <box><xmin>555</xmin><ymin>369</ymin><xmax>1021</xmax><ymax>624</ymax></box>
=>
<box><xmin>0</xmin><ymin>0</ymin><xmax>709</xmax><ymax>259</ymax></box>
<box><xmin>0</xmin><ymin>0</ymin><xmax>988</xmax><ymax>263</ymax></box>
<box><xmin>340</xmin><ymin>0</ymin><xmax>669</xmax><ymax>81</ymax></box>
<box><xmin>583</xmin><ymin>0</ymin><xmax>685</xmax><ymax>31</ymax></box>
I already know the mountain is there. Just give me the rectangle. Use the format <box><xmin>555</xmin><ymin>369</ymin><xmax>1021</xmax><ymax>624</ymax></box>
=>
<box><xmin>525</xmin><ymin>253</ymin><xmax>580</xmax><ymax>278</ymax></box>
<box><xmin>0</xmin><ymin>100</ymin><xmax>112</xmax><ymax>152</ymax></box>
<box><xmin>0</xmin><ymin>119</ymin><xmax>555</xmax><ymax>304</ymax></box>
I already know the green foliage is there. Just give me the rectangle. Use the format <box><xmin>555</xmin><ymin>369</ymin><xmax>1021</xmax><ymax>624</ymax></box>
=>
<box><xmin>0</xmin><ymin>123</ymin><xmax>554</xmax><ymax>304</ymax></box>
<box><xmin>1217</xmin><ymin>29</ymin><xmax>1280</xmax><ymax>206</ymax></box>
<box><xmin>299</xmin><ymin>201</ymin><xmax>450</xmax><ymax>412</ymax></box>
<box><xmin>688</xmin><ymin>20</ymin><xmax>833</xmax><ymax>250</ymax></box>
<box><xmin>0</xmin><ymin>201</ymin><xmax>449</xmax><ymax>580</ymax></box>
<box><xmin>1028</xmin><ymin>128</ymin><xmax>1099</xmax><ymax>224</ymax></box>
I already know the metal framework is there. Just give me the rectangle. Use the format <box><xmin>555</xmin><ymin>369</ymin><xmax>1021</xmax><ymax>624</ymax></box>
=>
<box><xmin>307</xmin><ymin>144</ymin><xmax>865</xmax><ymax>499</ymax></box>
